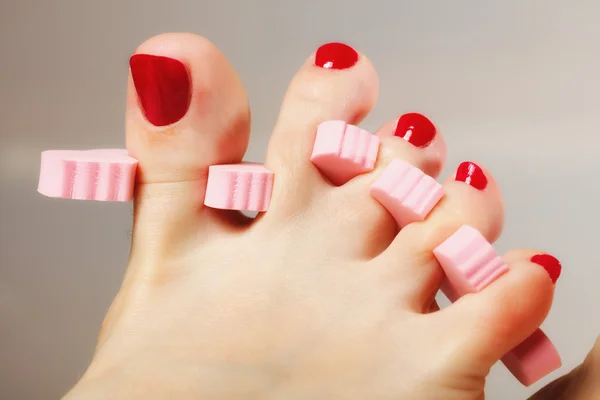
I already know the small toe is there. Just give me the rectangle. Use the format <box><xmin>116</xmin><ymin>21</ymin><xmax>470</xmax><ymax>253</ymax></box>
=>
<box><xmin>322</xmin><ymin>112</ymin><xmax>447</xmax><ymax>257</ymax></box>
<box><xmin>374</xmin><ymin>161</ymin><xmax>504</xmax><ymax>309</ymax></box>
<box><xmin>436</xmin><ymin>249</ymin><xmax>560</xmax><ymax>384</ymax></box>
<box><xmin>263</xmin><ymin>42</ymin><xmax>379</xmax><ymax>218</ymax></box>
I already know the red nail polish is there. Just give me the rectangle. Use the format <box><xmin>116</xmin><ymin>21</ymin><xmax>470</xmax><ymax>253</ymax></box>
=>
<box><xmin>129</xmin><ymin>54</ymin><xmax>191</xmax><ymax>127</ymax></box>
<box><xmin>315</xmin><ymin>42</ymin><xmax>359</xmax><ymax>70</ymax></box>
<box><xmin>394</xmin><ymin>113</ymin><xmax>437</xmax><ymax>148</ymax></box>
<box><xmin>531</xmin><ymin>254</ymin><xmax>562</xmax><ymax>284</ymax></box>
<box><xmin>455</xmin><ymin>161</ymin><xmax>488</xmax><ymax>190</ymax></box>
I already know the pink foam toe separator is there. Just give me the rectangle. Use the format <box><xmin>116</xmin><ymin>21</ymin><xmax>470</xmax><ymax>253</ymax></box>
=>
<box><xmin>38</xmin><ymin>149</ymin><xmax>138</xmax><ymax>201</ymax></box>
<box><xmin>310</xmin><ymin>120</ymin><xmax>380</xmax><ymax>185</ymax></box>
<box><xmin>370</xmin><ymin>159</ymin><xmax>444</xmax><ymax>227</ymax></box>
<box><xmin>433</xmin><ymin>225</ymin><xmax>561</xmax><ymax>386</ymax></box>
<box><xmin>204</xmin><ymin>163</ymin><xmax>274</xmax><ymax>212</ymax></box>
<box><xmin>500</xmin><ymin>328</ymin><xmax>562</xmax><ymax>387</ymax></box>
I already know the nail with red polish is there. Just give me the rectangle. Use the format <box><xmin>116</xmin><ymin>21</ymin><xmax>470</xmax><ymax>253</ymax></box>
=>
<box><xmin>531</xmin><ymin>254</ymin><xmax>562</xmax><ymax>284</ymax></box>
<box><xmin>315</xmin><ymin>42</ymin><xmax>359</xmax><ymax>70</ymax></box>
<box><xmin>129</xmin><ymin>54</ymin><xmax>191</xmax><ymax>127</ymax></box>
<box><xmin>455</xmin><ymin>161</ymin><xmax>488</xmax><ymax>190</ymax></box>
<box><xmin>395</xmin><ymin>113</ymin><xmax>437</xmax><ymax>148</ymax></box>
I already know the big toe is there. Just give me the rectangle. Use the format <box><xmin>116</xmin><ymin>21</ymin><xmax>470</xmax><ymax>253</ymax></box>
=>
<box><xmin>97</xmin><ymin>33</ymin><xmax>251</xmax><ymax>344</ymax></box>
<box><xmin>126</xmin><ymin>33</ymin><xmax>251</xmax><ymax>252</ymax></box>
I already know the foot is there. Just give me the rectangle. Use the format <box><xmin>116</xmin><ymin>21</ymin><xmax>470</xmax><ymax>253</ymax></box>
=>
<box><xmin>64</xmin><ymin>34</ymin><xmax>560</xmax><ymax>400</ymax></box>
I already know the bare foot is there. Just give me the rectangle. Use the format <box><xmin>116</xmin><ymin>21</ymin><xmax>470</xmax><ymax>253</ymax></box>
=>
<box><xmin>63</xmin><ymin>34</ymin><xmax>560</xmax><ymax>400</ymax></box>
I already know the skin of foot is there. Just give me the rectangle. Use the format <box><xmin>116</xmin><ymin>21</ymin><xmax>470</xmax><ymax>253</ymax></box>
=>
<box><xmin>61</xmin><ymin>33</ymin><xmax>569</xmax><ymax>400</ymax></box>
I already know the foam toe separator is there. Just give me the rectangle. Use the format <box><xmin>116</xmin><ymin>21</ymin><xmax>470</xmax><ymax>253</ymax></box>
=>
<box><xmin>204</xmin><ymin>163</ymin><xmax>274</xmax><ymax>212</ymax></box>
<box><xmin>310</xmin><ymin>120</ymin><xmax>380</xmax><ymax>186</ymax></box>
<box><xmin>433</xmin><ymin>225</ymin><xmax>562</xmax><ymax>386</ymax></box>
<box><xmin>370</xmin><ymin>159</ymin><xmax>444</xmax><ymax>227</ymax></box>
<box><xmin>38</xmin><ymin>149</ymin><xmax>138</xmax><ymax>201</ymax></box>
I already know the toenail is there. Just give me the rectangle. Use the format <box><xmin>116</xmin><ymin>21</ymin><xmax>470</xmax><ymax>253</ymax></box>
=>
<box><xmin>314</xmin><ymin>42</ymin><xmax>359</xmax><ymax>70</ymax></box>
<box><xmin>129</xmin><ymin>54</ymin><xmax>192</xmax><ymax>127</ymax></box>
<box><xmin>530</xmin><ymin>254</ymin><xmax>562</xmax><ymax>284</ymax></box>
<box><xmin>454</xmin><ymin>161</ymin><xmax>488</xmax><ymax>190</ymax></box>
<box><xmin>394</xmin><ymin>113</ymin><xmax>437</xmax><ymax>148</ymax></box>
<box><xmin>311</xmin><ymin>120</ymin><xmax>380</xmax><ymax>185</ymax></box>
<box><xmin>370</xmin><ymin>159</ymin><xmax>444</xmax><ymax>227</ymax></box>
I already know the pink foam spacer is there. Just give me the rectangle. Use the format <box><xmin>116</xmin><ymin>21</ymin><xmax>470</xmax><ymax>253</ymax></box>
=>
<box><xmin>204</xmin><ymin>163</ymin><xmax>274</xmax><ymax>212</ymax></box>
<box><xmin>433</xmin><ymin>225</ymin><xmax>562</xmax><ymax>386</ymax></box>
<box><xmin>370</xmin><ymin>159</ymin><xmax>444</xmax><ymax>227</ymax></box>
<box><xmin>501</xmin><ymin>329</ymin><xmax>561</xmax><ymax>387</ymax></box>
<box><xmin>310</xmin><ymin>120</ymin><xmax>381</xmax><ymax>185</ymax></box>
<box><xmin>38</xmin><ymin>149</ymin><xmax>138</xmax><ymax>201</ymax></box>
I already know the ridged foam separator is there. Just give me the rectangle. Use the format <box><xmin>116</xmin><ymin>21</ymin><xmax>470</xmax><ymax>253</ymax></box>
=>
<box><xmin>38</xmin><ymin>149</ymin><xmax>138</xmax><ymax>201</ymax></box>
<box><xmin>310</xmin><ymin>120</ymin><xmax>380</xmax><ymax>185</ymax></box>
<box><xmin>433</xmin><ymin>225</ymin><xmax>562</xmax><ymax>386</ymax></box>
<box><xmin>370</xmin><ymin>159</ymin><xmax>444</xmax><ymax>227</ymax></box>
<box><xmin>204</xmin><ymin>163</ymin><xmax>274</xmax><ymax>212</ymax></box>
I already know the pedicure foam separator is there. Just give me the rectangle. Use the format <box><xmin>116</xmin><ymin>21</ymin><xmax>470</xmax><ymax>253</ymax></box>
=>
<box><xmin>204</xmin><ymin>163</ymin><xmax>274</xmax><ymax>212</ymax></box>
<box><xmin>310</xmin><ymin>120</ymin><xmax>380</xmax><ymax>186</ymax></box>
<box><xmin>433</xmin><ymin>225</ymin><xmax>562</xmax><ymax>386</ymax></box>
<box><xmin>38</xmin><ymin>149</ymin><xmax>138</xmax><ymax>201</ymax></box>
<box><xmin>370</xmin><ymin>159</ymin><xmax>444</xmax><ymax>227</ymax></box>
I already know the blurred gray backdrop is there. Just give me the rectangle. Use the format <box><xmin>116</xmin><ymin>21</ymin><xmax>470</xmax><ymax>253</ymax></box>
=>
<box><xmin>0</xmin><ymin>1</ymin><xmax>599</xmax><ymax>399</ymax></box>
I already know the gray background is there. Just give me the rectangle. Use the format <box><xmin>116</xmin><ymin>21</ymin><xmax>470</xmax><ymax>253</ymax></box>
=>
<box><xmin>0</xmin><ymin>1</ymin><xmax>599</xmax><ymax>399</ymax></box>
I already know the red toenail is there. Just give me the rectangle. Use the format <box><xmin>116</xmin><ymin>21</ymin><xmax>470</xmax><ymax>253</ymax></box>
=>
<box><xmin>531</xmin><ymin>254</ymin><xmax>562</xmax><ymax>284</ymax></box>
<box><xmin>129</xmin><ymin>54</ymin><xmax>191</xmax><ymax>127</ymax></box>
<box><xmin>455</xmin><ymin>161</ymin><xmax>488</xmax><ymax>190</ymax></box>
<box><xmin>394</xmin><ymin>113</ymin><xmax>437</xmax><ymax>148</ymax></box>
<box><xmin>315</xmin><ymin>42</ymin><xmax>359</xmax><ymax>70</ymax></box>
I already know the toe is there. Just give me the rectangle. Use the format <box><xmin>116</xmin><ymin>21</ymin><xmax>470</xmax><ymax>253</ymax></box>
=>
<box><xmin>127</xmin><ymin>33</ymin><xmax>250</xmax><ymax>183</ymax></box>
<box><xmin>400</xmin><ymin>161</ymin><xmax>504</xmax><ymax>247</ymax></box>
<box><xmin>437</xmin><ymin>249</ymin><xmax>559</xmax><ymax>380</ymax></box>
<box><xmin>264</xmin><ymin>42</ymin><xmax>378</xmax><ymax>217</ymax></box>
<box><xmin>374</xmin><ymin>112</ymin><xmax>446</xmax><ymax>177</ymax></box>
<box><xmin>126</xmin><ymin>33</ymin><xmax>251</xmax><ymax>252</ymax></box>
<box><xmin>375</xmin><ymin>161</ymin><xmax>503</xmax><ymax>309</ymax></box>
<box><xmin>322</xmin><ymin>112</ymin><xmax>447</xmax><ymax>257</ymax></box>
<box><xmin>101</xmin><ymin>33</ymin><xmax>250</xmax><ymax>341</ymax></box>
